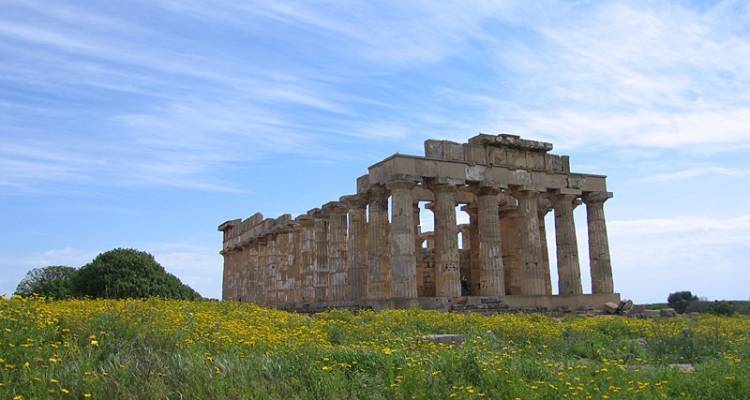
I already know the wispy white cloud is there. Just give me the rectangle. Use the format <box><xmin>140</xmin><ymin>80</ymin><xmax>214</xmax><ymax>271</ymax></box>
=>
<box><xmin>636</xmin><ymin>166</ymin><xmax>750</xmax><ymax>183</ymax></box>
<box><xmin>609</xmin><ymin>214</ymin><xmax>750</xmax><ymax>237</ymax></box>
<box><xmin>433</xmin><ymin>1</ymin><xmax>750</xmax><ymax>151</ymax></box>
<box><xmin>152</xmin><ymin>0</ymin><xmax>519</xmax><ymax>65</ymax></box>
<box><xmin>5</xmin><ymin>0</ymin><xmax>749</xmax><ymax>195</ymax></box>
<box><xmin>513</xmin><ymin>107</ymin><xmax>750</xmax><ymax>150</ymax></box>
<box><xmin>0</xmin><ymin>247</ymin><xmax>98</xmax><ymax>296</ymax></box>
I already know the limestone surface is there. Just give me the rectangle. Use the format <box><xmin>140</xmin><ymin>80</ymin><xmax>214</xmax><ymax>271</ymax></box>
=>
<box><xmin>219</xmin><ymin>134</ymin><xmax>619</xmax><ymax>311</ymax></box>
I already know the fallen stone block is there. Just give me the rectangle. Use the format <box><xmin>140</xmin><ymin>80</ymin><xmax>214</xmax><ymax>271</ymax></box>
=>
<box><xmin>669</xmin><ymin>363</ymin><xmax>695</xmax><ymax>373</ymax></box>
<box><xmin>660</xmin><ymin>308</ymin><xmax>677</xmax><ymax>317</ymax></box>
<box><xmin>617</xmin><ymin>299</ymin><xmax>634</xmax><ymax>314</ymax></box>
<box><xmin>422</xmin><ymin>334</ymin><xmax>465</xmax><ymax>345</ymax></box>
<box><xmin>642</xmin><ymin>309</ymin><xmax>661</xmax><ymax>318</ymax></box>
<box><xmin>603</xmin><ymin>302</ymin><xmax>619</xmax><ymax>314</ymax></box>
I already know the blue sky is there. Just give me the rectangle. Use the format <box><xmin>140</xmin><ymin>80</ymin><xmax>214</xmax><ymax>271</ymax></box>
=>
<box><xmin>1</xmin><ymin>0</ymin><xmax>749</xmax><ymax>303</ymax></box>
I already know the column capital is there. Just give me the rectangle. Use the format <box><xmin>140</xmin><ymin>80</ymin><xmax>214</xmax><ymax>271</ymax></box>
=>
<box><xmin>367</xmin><ymin>184</ymin><xmax>388</xmax><ymax>198</ymax></box>
<box><xmin>340</xmin><ymin>194</ymin><xmax>368</xmax><ymax>209</ymax></box>
<box><xmin>386</xmin><ymin>179</ymin><xmax>418</xmax><ymax>191</ymax></box>
<box><xmin>478</xmin><ymin>185</ymin><xmax>502</xmax><ymax>196</ymax></box>
<box><xmin>551</xmin><ymin>191</ymin><xmax>578</xmax><ymax>209</ymax></box>
<box><xmin>511</xmin><ymin>187</ymin><xmax>543</xmax><ymax>201</ymax></box>
<box><xmin>498</xmin><ymin>192</ymin><xmax>518</xmax><ymax>209</ymax></box>
<box><xmin>429</xmin><ymin>183</ymin><xmax>459</xmax><ymax>193</ymax></box>
<box><xmin>537</xmin><ymin>195</ymin><xmax>553</xmax><ymax>215</ymax></box>
<box><xmin>510</xmin><ymin>185</ymin><xmax>545</xmax><ymax>199</ymax></box>
<box><xmin>295</xmin><ymin>214</ymin><xmax>314</xmax><ymax>226</ymax></box>
<box><xmin>427</xmin><ymin>176</ymin><xmax>465</xmax><ymax>192</ymax></box>
<box><xmin>583</xmin><ymin>191</ymin><xmax>613</xmax><ymax>204</ymax></box>
<box><xmin>470</xmin><ymin>180</ymin><xmax>505</xmax><ymax>196</ymax></box>
<box><xmin>460</xmin><ymin>203</ymin><xmax>477</xmax><ymax>215</ymax></box>
<box><xmin>322</xmin><ymin>201</ymin><xmax>348</xmax><ymax>214</ymax></box>
<box><xmin>278</xmin><ymin>223</ymin><xmax>298</xmax><ymax>235</ymax></box>
<box><xmin>307</xmin><ymin>207</ymin><xmax>325</xmax><ymax>218</ymax></box>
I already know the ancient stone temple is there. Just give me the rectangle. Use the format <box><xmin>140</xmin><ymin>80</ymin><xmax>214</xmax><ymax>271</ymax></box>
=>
<box><xmin>219</xmin><ymin>134</ymin><xmax>620</xmax><ymax>312</ymax></box>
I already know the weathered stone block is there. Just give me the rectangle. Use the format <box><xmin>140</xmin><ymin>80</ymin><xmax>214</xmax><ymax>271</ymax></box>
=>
<box><xmin>488</xmin><ymin>147</ymin><xmax>507</xmax><ymax>165</ymax></box>
<box><xmin>669</xmin><ymin>363</ymin><xmax>696</xmax><ymax>373</ymax></box>
<box><xmin>464</xmin><ymin>144</ymin><xmax>487</xmax><ymax>164</ymax></box>
<box><xmin>603</xmin><ymin>301</ymin><xmax>619</xmax><ymax>314</ymax></box>
<box><xmin>526</xmin><ymin>151</ymin><xmax>546</xmax><ymax>171</ymax></box>
<box><xmin>660</xmin><ymin>308</ymin><xmax>677</xmax><ymax>317</ymax></box>
<box><xmin>422</xmin><ymin>334</ymin><xmax>465</xmax><ymax>345</ymax></box>
<box><xmin>508</xmin><ymin>149</ymin><xmax>528</xmax><ymax>169</ymax></box>
<box><xmin>642</xmin><ymin>309</ymin><xmax>661</xmax><ymax>318</ymax></box>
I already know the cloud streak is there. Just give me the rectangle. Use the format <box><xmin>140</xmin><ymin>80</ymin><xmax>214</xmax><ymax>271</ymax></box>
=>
<box><xmin>636</xmin><ymin>166</ymin><xmax>750</xmax><ymax>183</ymax></box>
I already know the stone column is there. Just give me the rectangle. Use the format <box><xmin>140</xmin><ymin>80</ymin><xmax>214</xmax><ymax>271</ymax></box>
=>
<box><xmin>277</xmin><ymin>230</ymin><xmax>290</xmax><ymax>306</ymax></box>
<box><xmin>247</xmin><ymin>243</ymin><xmax>259</xmax><ymax>304</ymax></box>
<box><xmin>554</xmin><ymin>193</ymin><xmax>583</xmax><ymax>295</ymax></box>
<box><xmin>367</xmin><ymin>185</ymin><xmax>391</xmax><ymax>300</ymax></box>
<box><xmin>266</xmin><ymin>233</ymin><xmax>279</xmax><ymax>307</ymax></box>
<box><xmin>387</xmin><ymin>180</ymin><xmax>418</xmax><ymax>299</ymax></box>
<box><xmin>238</xmin><ymin>245</ymin><xmax>249</xmax><ymax>302</ymax></box>
<box><xmin>476</xmin><ymin>185</ymin><xmax>505</xmax><ymax>296</ymax></box>
<box><xmin>413</xmin><ymin>202</ymin><xmax>424</xmax><ymax>297</ymax></box>
<box><xmin>221</xmin><ymin>251</ymin><xmax>231</xmax><ymax>301</ymax></box>
<box><xmin>310</xmin><ymin>209</ymin><xmax>329</xmax><ymax>303</ymax></box>
<box><xmin>236</xmin><ymin>248</ymin><xmax>245</xmax><ymax>301</ymax></box>
<box><xmin>583</xmin><ymin>192</ymin><xmax>614</xmax><ymax>294</ymax></box>
<box><xmin>515</xmin><ymin>189</ymin><xmax>546</xmax><ymax>295</ymax></box>
<box><xmin>229</xmin><ymin>249</ymin><xmax>240</xmax><ymax>301</ymax></box>
<box><xmin>462</xmin><ymin>205</ymin><xmax>480</xmax><ymax>295</ymax></box>
<box><xmin>324</xmin><ymin>201</ymin><xmax>349</xmax><ymax>303</ymax></box>
<box><xmin>289</xmin><ymin>224</ymin><xmax>302</xmax><ymax>306</ymax></box>
<box><xmin>500</xmin><ymin>206</ymin><xmax>522</xmax><ymax>295</ymax></box>
<box><xmin>343</xmin><ymin>195</ymin><xmax>368</xmax><ymax>302</ymax></box>
<box><xmin>432</xmin><ymin>183</ymin><xmax>461</xmax><ymax>297</ymax></box>
<box><xmin>256</xmin><ymin>237</ymin><xmax>268</xmax><ymax>306</ymax></box>
<box><xmin>236</xmin><ymin>246</ymin><xmax>245</xmax><ymax>302</ymax></box>
<box><xmin>297</xmin><ymin>215</ymin><xmax>316</xmax><ymax>304</ymax></box>
<box><xmin>537</xmin><ymin>197</ymin><xmax>553</xmax><ymax>295</ymax></box>
<box><xmin>419</xmin><ymin>231</ymin><xmax>436</xmax><ymax>297</ymax></box>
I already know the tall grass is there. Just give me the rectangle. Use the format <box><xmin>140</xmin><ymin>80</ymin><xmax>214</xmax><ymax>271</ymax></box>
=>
<box><xmin>1</xmin><ymin>297</ymin><xmax>748</xmax><ymax>399</ymax></box>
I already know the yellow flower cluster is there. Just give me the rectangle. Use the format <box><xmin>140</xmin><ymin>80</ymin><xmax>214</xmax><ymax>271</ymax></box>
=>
<box><xmin>0</xmin><ymin>296</ymin><xmax>748</xmax><ymax>399</ymax></box>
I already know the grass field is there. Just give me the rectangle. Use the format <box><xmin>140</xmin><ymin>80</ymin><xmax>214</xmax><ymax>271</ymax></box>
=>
<box><xmin>1</xmin><ymin>297</ymin><xmax>748</xmax><ymax>399</ymax></box>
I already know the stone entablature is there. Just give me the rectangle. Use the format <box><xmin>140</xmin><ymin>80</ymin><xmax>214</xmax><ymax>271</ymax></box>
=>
<box><xmin>219</xmin><ymin>134</ymin><xmax>619</xmax><ymax>311</ymax></box>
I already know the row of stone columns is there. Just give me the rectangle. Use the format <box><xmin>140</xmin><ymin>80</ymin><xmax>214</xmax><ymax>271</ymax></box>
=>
<box><xmin>224</xmin><ymin>182</ymin><xmax>613</xmax><ymax>307</ymax></box>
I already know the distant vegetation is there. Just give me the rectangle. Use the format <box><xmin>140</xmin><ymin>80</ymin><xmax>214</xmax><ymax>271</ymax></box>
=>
<box><xmin>666</xmin><ymin>290</ymin><xmax>749</xmax><ymax>316</ymax></box>
<box><xmin>14</xmin><ymin>248</ymin><xmax>201</xmax><ymax>300</ymax></box>
<box><xmin>667</xmin><ymin>291</ymin><xmax>698</xmax><ymax>313</ymax></box>
<box><xmin>14</xmin><ymin>265</ymin><xmax>77</xmax><ymax>299</ymax></box>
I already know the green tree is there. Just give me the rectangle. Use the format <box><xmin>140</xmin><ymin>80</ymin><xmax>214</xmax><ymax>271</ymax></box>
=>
<box><xmin>667</xmin><ymin>290</ymin><xmax>698</xmax><ymax>313</ymax></box>
<box><xmin>707</xmin><ymin>300</ymin><xmax>735</xmax><ymax>316</ymax></box>
<box><xmin>73</xmin><ymin>248</ymin><xmax>201</xmax><ymax>300</ymax></box>
<box><xmin>15</xmin><ymin>266</ymin><xmax>77</xmax><ymax>299</ymax></box>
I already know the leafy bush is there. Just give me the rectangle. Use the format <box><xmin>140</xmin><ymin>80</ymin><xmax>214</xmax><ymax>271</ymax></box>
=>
<box><xmin>707</xmin><ymin>300</ymin><xmax>736</xmax><ymax>316</ymax></box>
<box><xmin>72</xmin><ymin>248</ymin><xmax>201</xmax><ymax>300</ymax></box>
<box><xmin>14</xmin><ymin>265</ymin><xmax>77</xmax><ymax>299</ymax></box>
<box><xmin>667</xmin><ymin>290</ymin><xmax>698</xmax><ymax>313</ymax></box>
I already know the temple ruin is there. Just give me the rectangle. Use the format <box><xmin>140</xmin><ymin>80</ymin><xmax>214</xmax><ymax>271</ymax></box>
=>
<box><xmin>219</xmin><ymin>134</ymin><xmax>620</xmax><ymax>312</ymax></box>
